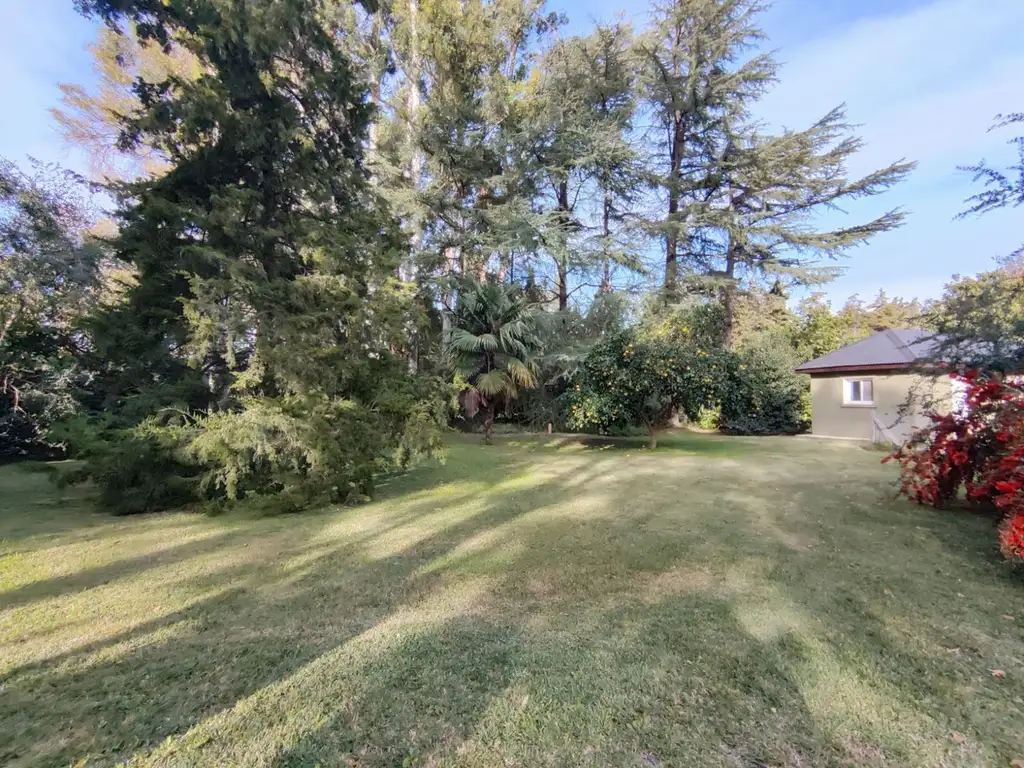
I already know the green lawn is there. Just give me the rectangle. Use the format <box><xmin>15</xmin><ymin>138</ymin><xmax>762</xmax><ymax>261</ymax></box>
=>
<box><xmin>2</xmin><ymin>434</ymin><xmax>1023</xmax><ymax>767</ymax></box>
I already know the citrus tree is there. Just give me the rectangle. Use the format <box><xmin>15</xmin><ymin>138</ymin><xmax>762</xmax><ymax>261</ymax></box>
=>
<box><xmin>449</xmin><ymin>281</ymin><xmax>540</xmax><ymax>443</ymax></box>
<box><xmin>564</xmin><ymin>330</ymin><xmax>734</xmax><ymax>448</ymax></box>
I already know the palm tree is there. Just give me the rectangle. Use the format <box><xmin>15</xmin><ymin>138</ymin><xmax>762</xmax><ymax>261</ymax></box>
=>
<box><xmin>449</xmin><ymin>280</ymin><xmax>540</xmax><ymax>443</ymax></box>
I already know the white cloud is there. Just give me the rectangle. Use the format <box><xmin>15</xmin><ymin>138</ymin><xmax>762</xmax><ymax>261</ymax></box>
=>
<box><xmin>759</xmin><ymin>0</ymin><xmax>1024</xmax><ymax>176</ymax></box>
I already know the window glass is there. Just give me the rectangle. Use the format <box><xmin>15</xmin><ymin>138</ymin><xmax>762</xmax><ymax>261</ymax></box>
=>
<box><xmin>845</xmin><ymin>379</ymin><xmax>873</xmax><ymax>403</ymax></box>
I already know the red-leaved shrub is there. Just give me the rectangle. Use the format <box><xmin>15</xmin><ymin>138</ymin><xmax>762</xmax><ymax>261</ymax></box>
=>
<box><xmin>885</xmin><ymin>372</ymin><xmax>1024</xmax><ymax>563</ymax></box>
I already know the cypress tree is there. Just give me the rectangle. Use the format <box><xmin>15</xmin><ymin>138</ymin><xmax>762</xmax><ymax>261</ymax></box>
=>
<box><xmin>72</xmin><ymin>0</ymin><xmax>446</xmax><ymax>511</ymax></box>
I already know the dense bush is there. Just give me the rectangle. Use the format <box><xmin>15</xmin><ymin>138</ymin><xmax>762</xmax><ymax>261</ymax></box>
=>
<box><xmin>60</xmin><ymin>376</ymin><xmax>451</xmax><ymax>515</ymax></box>
<box><xmin>564</xmin><ymin>330</ymin><xmax>733</xmax><ymax>447</ymax></box>
<box><xmin>638</xmin><ymin>298</ymin><xmax>727</xmax><ymax>349</ymax></box>
<box><xmin>720</xmin><ymin>331</ymin><xmax>809</xmax><ymax>435</ymax></box>
<box><xmin>513</xmin><ymin>294</ymin><xmax>632</xmax><ymax>431</ymax></box>
<box><xmin>886</xmin><ymin>372</ymin><xmax>1024</xmax><ymax>563</ymax></box>
<box><xmin>1</xmin><ymin>397</ymin><xmax>45</xmax><ymax>461</ymax></box>
<box><xmin>58</xmin><ymin>415</ymin><xmax>197</xmax><ymax>515</ymax></box>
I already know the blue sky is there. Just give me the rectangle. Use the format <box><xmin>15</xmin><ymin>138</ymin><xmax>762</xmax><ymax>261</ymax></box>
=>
<box><xmin>2</xmin><ymin>0</ymin><xmax>1021</xmax><ymax>306</ymax></box>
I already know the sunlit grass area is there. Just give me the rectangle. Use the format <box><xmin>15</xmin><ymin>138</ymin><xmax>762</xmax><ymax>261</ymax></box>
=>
<box><xmin>2</xmin><ymin>434</ymin><xmax>1023</xmax><ymax>767</ymax></box>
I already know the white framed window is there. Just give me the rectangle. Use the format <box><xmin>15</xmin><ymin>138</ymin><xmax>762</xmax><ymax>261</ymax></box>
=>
<box><xmin>844</xmin><ymin>378</ymin><xmax>874</xmax><ymax>405</ymax></box>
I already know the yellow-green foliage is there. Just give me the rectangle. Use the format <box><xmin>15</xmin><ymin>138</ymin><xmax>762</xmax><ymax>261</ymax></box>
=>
<box><xmin>565</xmin><ymin>330</ymin><xmax>733</xmax><ymax>441</ymax></box>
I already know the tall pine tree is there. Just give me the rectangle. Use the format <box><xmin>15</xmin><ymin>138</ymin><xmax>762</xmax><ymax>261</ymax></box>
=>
<box><xmin>695</xmin><ymin>108</ymin><xmax>914</xmax><ymax>347</ymax></box>
<box><xmin>72</xmin><ymin>0</ymin><xmax>446</xmax><ymax>511</ymax></box>
<box><xmin>637</xmin><ymin>0</ymin><xmax>912</xmax><ymax>343</ymax></box>
<box><xmin>637</xmin><ymin>0</ymin><xmax>774</xmax><ymax>301</ymax></box>
<box><xmin>523</xmin><ymin>23</ymin><xmax>643</xmax><ymax>308</ymax></box>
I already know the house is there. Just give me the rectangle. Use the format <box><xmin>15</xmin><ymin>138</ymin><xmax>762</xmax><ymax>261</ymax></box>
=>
<box><xmin>794</xmin><ymin>329</ymin><xmax>957</xmax><ymax>444</ymax></box>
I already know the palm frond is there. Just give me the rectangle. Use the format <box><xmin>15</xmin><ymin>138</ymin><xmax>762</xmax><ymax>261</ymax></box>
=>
<box><xmin>505</xmin><ymin>357</ymin><xmax>538</xmax><ymax>388</ymax></box>
<box><xmin>450</xmin><ymin>328</ymin><xmax>500</xmax><ymax>353</ymax></box>
<box><xmin>450</xmin><ymin>279</ymin><xmax>540</xmax><ymax>399</ymax></box>
<box><xmin>476</xmin><ymin>370</ymin><xmax>516</xmax><ymax>398</ymax></box>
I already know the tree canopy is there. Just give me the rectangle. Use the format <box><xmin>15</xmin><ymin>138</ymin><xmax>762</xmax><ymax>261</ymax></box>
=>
<box><xmin>0</xmin><ymin>0</ymin><xmax>959</xmax><ymax>510</ymax></box>
<box><xmin>0</xmin><ymin>160</ymin><xmax>105</xmax><ymax>459</ymax></box>
<box><xmin>565</xmin><ymin>330</ymin><xmax>732</xmax><ymax>447</ymax></box>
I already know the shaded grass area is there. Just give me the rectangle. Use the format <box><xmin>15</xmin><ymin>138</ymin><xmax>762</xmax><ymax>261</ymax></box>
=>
<box><xmin>474</xmin><ymin>428</ymin><xmax>752</xmax><ymax>456</ymax></box>
<box><xmin>1</xmin><ymin>435</ymin><xmax>1023</xmax><ymax>767</ymax></box>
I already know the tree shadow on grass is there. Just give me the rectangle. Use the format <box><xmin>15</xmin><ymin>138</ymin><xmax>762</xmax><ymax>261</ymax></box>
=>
<box><xmin>0</xmin><ymin>452</ymin><xmax>618</xmax><ymax>767</ymax></box>
<box><xmin>0</xmin><ymin>528</ymin><xmax>258</xmax><ymax>611</ymax></box>
<box><xmin>271</xmin><ymin>616</ymin><xmax>525</xmax><ymax>767</ymax></box>
<box><xmin>263</xmin><ymin>595</ymin><xmax>822</xmax><ymax>768</ymax></box>
<box><xmin>3</xmin><ymin>440</ymin><xmax>1023</xmax><ymax>766</ymax></box>
<box><xmin>396</xmin><ymin>463</ymin><xmax>1024</xmax><ymax>766</ymax></box>
<box><xmin>490</xmin><ymin>430</ymin><xmax>754</xmax><ymax>457</ymax></box>
<box><xmin>259</xmin><ymin>588</ymin><xmax>903</xmax><ymax>768</ymax></box>
<box><xmin>370</xmin><ymin>437</ymin><xmax>545</xmax><ymax>501</ymax></box>
<box><xmin>0</xmin><ymin>463</ymin><xmax>111</xmax><ymax>544</ymax></box>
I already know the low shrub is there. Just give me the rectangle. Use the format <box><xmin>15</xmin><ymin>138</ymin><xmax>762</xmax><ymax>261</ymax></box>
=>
<box><xmin>57</xmin><ymin>380</ymin><xmax>450</xmax><ymax>515</ymax></box>
<box><xmin>886</xmin><ymin>371</ymin><xmax>1024</xmax><ymax>563</ymax></box>
<box><xmin>55</xmin><ymin>414</ymin><xmax>197</xmax><ymax>515</ymax></box>
<box><xmin>695</xmin><ymin>405</ymin><xmax>721</xmax><ymax>430</ymax></box>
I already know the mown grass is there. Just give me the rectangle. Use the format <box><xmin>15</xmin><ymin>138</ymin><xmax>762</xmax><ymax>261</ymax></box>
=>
<box><xmin>1</xmin><ymin>433</ymin><xmax>1023</xmax><ymax>767</ymax></box>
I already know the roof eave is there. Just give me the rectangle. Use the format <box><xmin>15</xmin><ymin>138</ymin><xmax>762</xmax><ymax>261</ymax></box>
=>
<box><xmin>794</xmin><ymin>362</ymin><xmax>928</xmax><ymax>375</ymax></box>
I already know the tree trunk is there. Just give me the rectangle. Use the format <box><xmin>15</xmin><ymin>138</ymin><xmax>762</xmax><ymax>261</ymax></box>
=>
<box><xmin>556</xmin><ymin>178</ymin><xmax>570</xmax><ymax>310</ymax></box>
<box><xmin>647</xmin><ymin>426</ymin><xmax>658</xmax><ymax>450</ymax></box>
<box><xmin>557</xmin><ymin>260</ymin><xmax>568</xmax><ymax>311</ymax></box>
<box><xmin>664</xmin><ymin>114</ymin><xmax>684</xmax><ymax>302</ymax></box>
<box><xmin>598</xmin><ymin>86</ymin><xmax>614</xmax><ymax>295</ymax></box>
<box><xmin>722</xmin><ymin>241</ymin><xmax>738</xmax><ymax>349</ymax></box>
<box><xmin>367</xmin><ymin>9</ymin><xmax>383</xmax><ymax>155</ymax></box>
<box><xmin>444</xmin><ymin>245</ymin><xmax>461</xmax><ymax>276</ymax></box>
<box><xmin>600</xmin><ymin>188</ymin><xmax>612</xmax><ymax>293</ymax></box>
<box><xmin>0</xmin><ymin>305</ymin><xmax>18</xmax><ymax>351</ymax></box>
<box><xmin>402</xmin><ymin>0</ymin><xmax>423</xmax><ymax>284</ymax></box>
<box><xmin>406</xmin><ymin>0</ymin><xmax>421</xmax><ymax>174</ymax></box>
<box><xmin>483</xmin><ymin>402</ymin><xmax>495</xmax><ymax>445</ymax></box>
<box><xmin>665</xmin><ymin>197</ymin><xmax>678</xmax><ymax>300</ymax></box>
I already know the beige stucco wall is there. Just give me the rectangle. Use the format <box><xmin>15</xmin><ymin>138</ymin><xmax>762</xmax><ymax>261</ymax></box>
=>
<box><xmin>809</xmin><ymin>370</ymin><xmax>952</xmax><ymax>443</ymax></box>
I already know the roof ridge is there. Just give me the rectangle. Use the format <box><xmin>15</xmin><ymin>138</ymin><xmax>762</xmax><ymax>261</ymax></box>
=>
<box><xmin>795</xmin><ymin>328</ymin><xmax>938</xmax><ymax>374</ymax></box>
<box><xmin>883</xmin><ymin>328</ymin><xmax>918</xmax><ymax>363</ymax></box>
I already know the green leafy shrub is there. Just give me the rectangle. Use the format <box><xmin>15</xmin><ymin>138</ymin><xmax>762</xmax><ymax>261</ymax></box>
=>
<box><xmin>695</xmin><ymin>405</ymin><xmax>721</xmax><ymax>430</ymax></box>
<box><xmin>565</xmin><ymin>330</ymin><xmax>733</xmax><ymax>447</ymax></box>
<box><xmin>721</xmin><ymin>332</ymin><xmax>808</xmax><ymax>435</ymax></box>
<box><xmin>1</xmin><ymin>403</ymin><xmax>41</xmax><ymax>462</ymax></box>
<box><xmin>56</xmin><ymin>414</ymin><xmax>197</xmax><ymax>515</ymax></box>
<box><xmin>514</xmin><ymin>386</ymin><xmax>563</xmax><ymax>431</ymax></box>
<box><xmin>181</xmin><ymin>398</ymin><xmax>382</xmax><ymax>508</ymax></box>
<box><xmin>60</xmin><ymin>377</ymin><xmax>451</xmax><ymax>515</ymax></box>
<box><xmin>516</xmin><ymin>294</ymin><xmax>632</xmax><ymax>431</ymax></box>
